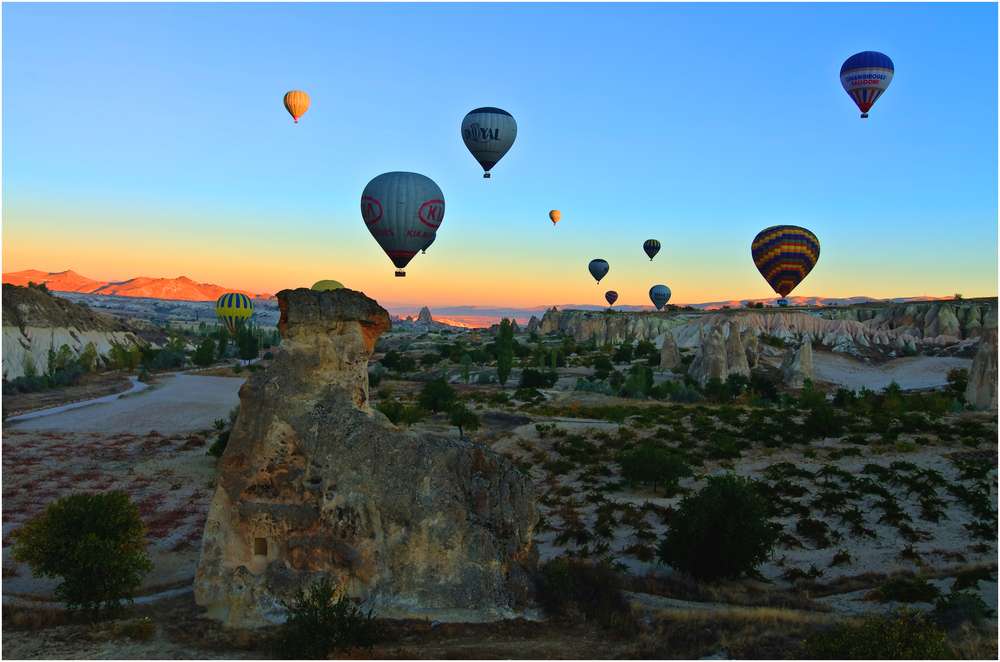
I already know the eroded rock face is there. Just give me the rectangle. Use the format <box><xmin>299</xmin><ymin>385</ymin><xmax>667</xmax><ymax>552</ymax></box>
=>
<box><xmin>966</xmin><ymin>307</ymin><xmax>998</xmax><ymax>411</ymax></box>
<box><xmin>417</xmin><ymin>306</ymin><xmax>434</xmax><ymax>324</ymax></box>
<box><xmin>659</xmin><ymin>330</ymin><xmax>681</xmax><ymax>371</ymax></box>
<box><xmin>780</xmin><ymin>341</ymin><xmax>814</xmax><ymax>389</ymax></box>
<box><xmin>724</xmin><ymin>326</ymin><xmax>750</xmax><ymax>378</ymax></box>
<box><xmin>195</xmin><ymin>288</ymin><xmax>539</xmax><ymax>628</ymax></box>
<box><xmin>688</xmin><ymin>326</ymin><xmax>728</xmax><ymax>387</ymax></box>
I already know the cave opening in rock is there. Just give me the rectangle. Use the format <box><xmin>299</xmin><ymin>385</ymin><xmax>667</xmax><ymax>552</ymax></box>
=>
<box><xmin>254</xmin><ymin>537</ymin><xmax>267</xmax><ymax>556</ymax></box>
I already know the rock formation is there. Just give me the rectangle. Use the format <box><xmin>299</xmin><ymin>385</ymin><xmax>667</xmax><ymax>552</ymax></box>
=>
<box><xmin>539</xmin><ymin>309</ymin><xmax>686</xmax><ymax>346</ymax></box>
<box><xmin>965</xmin><ymin>307</ymin><xmax>998</xmax><ymax>411</ymax></box>
<box><xmin>659</xmin><ymin>330</ymin><xmax>681</xmax><ymax>371</ymax></box>
<box><xmin>1</xmin><ymin>283</ymin><xmax>144</xmax><ymax>380</ymax></box>
<box><xmin>741</xmin><ymin>328</ymin><xmax>759</xmax><ymax>368</ymax></box>
<box><xmin>417</xmin><ymin>306</ymin><xmax>434</xmax><ymax>325</ymax></box>
<box><xmin>724</xmin><ymin>326</ymin><xmax>751</xmax><ymax>378</ymax></box>
<box><xmin>195</xmin><ymin>289</ymin><xmax>538</xmax><ymax>628</ymax></box>
<box><xmin>780</xmin><ymin>341</ymin><xmax>814</xmax><ymax>389</ymax></box>
<box><xmin>525</xmin><ymin>316</ymin><xmax>541</xmax><ymax>335</ymax></box>
<box><xmin>688</xmin><ymin>326</ymin><xmax>728</xmax><ymax>387</ymax></box>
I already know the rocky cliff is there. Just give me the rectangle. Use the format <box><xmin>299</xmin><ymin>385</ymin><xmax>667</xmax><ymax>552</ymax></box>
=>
<box><xmin>195</xmin><ymin>288</ymin><xmax>539</xmax><ymax>628</ymax></box>
<box><xmin>1</xmin><ymin>284</ymin><xmax>144</xmax><ymax>380</ymax></box>
<box><xmin>965</xmin><ymin>307</ymin><xmax>998</xmax><ymax>411</ymax></box>
<box><xmin>542</xmin><ymin>301</ymin><xmax>995</xmax><ymax>353</ymax></box>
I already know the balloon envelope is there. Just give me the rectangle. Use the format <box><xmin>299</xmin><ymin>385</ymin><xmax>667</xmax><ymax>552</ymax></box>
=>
<box><xmin>605</xmin><ymin>291</ymin><xmax>618</xmax><ymax>306</ymax></box>
<box><xmin>649</xmin><ymin>285</ymin><xmax>671</xmax><ymax>310</ymax></box>
<box><xmin>311</xmin><ymin>280</ymin><xmax>345</xmax><ymax>291</ymax></box>
<box><xmin>549</xmin><ymin>210</ymin><xmax>561</xmax><ymax>226</ymax></box>
<box><xmin>361</xmin><ymin>172</ymin><xmax>444</xmax><ymax>272</ymax></box>
<box><xmin>588</xmin><ymin>259</ymin><xmax>609</xmax><ymax>284</ymax></box>
<box><xmin>643</xmin><ymin>239</ymin><xmax>661</xmax><ymax>261</ymax></box>
<box><xmin>840</xmin><ymin>51</ymin><xmax>893</xmax><ymax>117</ymax></box>
<box><xmin>421</xmin><ymin>235</ymin><xmax>436</xmax><ymax>254</ymax></box>
<box><xmin>751</xmin><ymin>225</ymin><xmax>821</xmax><ymax>297</ymax></box>
<box><xmin>462</xmin><ymin>107</ymin><xmax>517</xmax><ymax>177</ymax></box>
<box><xmin>216</xmin><ymin>293</ymin><xmax>254</xmax><ymax>333</ymax></box>
<box><xmin>283</xmin><ymin>90</ymin><xmax>310</xmax><ymax>123</ymax></box>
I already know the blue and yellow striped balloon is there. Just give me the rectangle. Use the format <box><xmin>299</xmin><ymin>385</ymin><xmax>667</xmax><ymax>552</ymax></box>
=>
<box><xmin>643</xmin><ymin>239</ymin><xmax>661</xmax><ymax>261</ymax></box>
<box><xmin>216</xmin><ymin>292</ymin><xmax>254</xmax><ymax>333</ymax></box>
<box><xmin>751</xmin><ymin>226</ymin><xmax>820</xmax><ymax>298</ymax></box>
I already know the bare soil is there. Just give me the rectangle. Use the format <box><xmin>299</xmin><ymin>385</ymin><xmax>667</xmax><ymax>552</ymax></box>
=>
<box><xmin>3</xmin><ymin>372</ymin><xmax>133</xmax><ymax>418</ymax></box>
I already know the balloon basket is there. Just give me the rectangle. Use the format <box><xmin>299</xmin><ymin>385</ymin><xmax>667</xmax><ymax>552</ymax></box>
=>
<box><xmin>860</xmin><ymin>114</ymin><xmax>868</xmax><ymax>118</ymax></box>
<box><xmin>483</xmin><ymin>173</ymin><xmax>490</xmax><ymax>178</ymax></box>
<box><xmin>777</xmin><ymin>298</ymin><xmax>789</xmax><ymax>307</ymax></box>
<box><xmin>395</xmin><ymin>270</ymin><xmax>406</xmax><ymax>278</ymax></box>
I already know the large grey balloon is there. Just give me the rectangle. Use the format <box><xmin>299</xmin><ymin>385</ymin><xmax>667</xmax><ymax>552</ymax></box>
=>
<box><xmin>361</xmin><ymin>172</ymin><xmax>444</xmax><ymax>272</ymax></box>
<box><xmin>649</xmin><ymin>285</ymin><xmax>672</xmax><ymax>310</ymax></box>
<box><xmin>589</xmin><ymin>259</ymin><xmax>609</xmax><ymax>284</ymax></box>
<box><xmin>461</xmin><ymin>107</ymin><xmax>517</xmax><ymax>178</ymax></box>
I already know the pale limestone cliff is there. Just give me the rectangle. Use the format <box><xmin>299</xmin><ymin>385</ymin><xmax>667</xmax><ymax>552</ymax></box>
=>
<box><xmin>195</xmin><ymin>289</ymin><xmax>538</xmax><ymax>628</ymax></box>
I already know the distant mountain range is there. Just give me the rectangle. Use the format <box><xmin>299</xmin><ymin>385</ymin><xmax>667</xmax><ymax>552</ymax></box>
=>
<box><xmin>3</xmin><ymin>268</ymin><xmax>956</xmax><ymax>327</ymax></box>
<box><xmin>2</xmin><ymin>269</ymin><xmax>275</xmax><ymax>302</ymax></box>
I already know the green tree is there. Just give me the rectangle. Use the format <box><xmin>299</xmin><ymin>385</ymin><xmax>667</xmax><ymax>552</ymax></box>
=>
<box><xmin>78</xmin><ymin>342</ymin><xmax>98</xmax><ymax>372</ymax></box>
<box><xmin>108</xmin><ymin>342</ymin><xmax>130</xmax><ymax>372</ymax></box>
<box><xmin>612</xmin><ymin>341</ymin><xmax>634</xmax><ymax>364</ymax></box>
<box><xmin>417</xmin><ymin>378</ymin><xmax>459</xmax><ymax>414</ymax></box>
<box><xmin>460</xmin><ymin>354</ymin><xmax>472</xmax><ymax>384</ymax></box>
<box><xmin>619</xmin><ymin>445</ymin><xmax>692</xmax><ymax>494</ymax></box>
<box><xmin>191</xmin><ymin>337</ymin><xmax>217</xmax><ymax>369</ymax></box>
<box><xmin>54</xmin><ymin>344</ymin><xmax>74</xmax><ymax>372</ymax></box>
<box><xmin>592</xmin><ymin>354</ymin><xmax>614</xmax><ymax>381</ymax></box>
<box><xmin>269</xmin><ymin>577</ymin><xmax>381</xmax><ymax>659</ymax></box>
<box><xmin>657</xmin><ymin>473</ymin><xmax>777</xmax><ymax>581</ymax></box>
<box><xmin>235</xmin><ymin>323</ymin><xmax>260</xmax><ymax>362</ymax></box>
<box><xmin>22</xmin><ymin>354</ymin><xmax>38</xmax><ymax>378</ymax></box>
<box><xmin>217</xmin><ymin>326</ymin><xmax>230</xmax><ymax>358</ymax></box>
<box><xmin>496</xmin><ymin>318</ymin><xmax>515</xmax><ymax>386</ymax></box>
<box><xmin>11</xmin><ymin>490</ymin><xmax>153</xmax><ymax>620</ymax></box>
<box><xmin>947</xmin><ymin>367</ymin><xmax>969</xmax><ymax>396</ymax></box>
<box><xmin>449</xmin><ymin>404</ymin><xmax>482</xmax><ymax>436</ymax></box>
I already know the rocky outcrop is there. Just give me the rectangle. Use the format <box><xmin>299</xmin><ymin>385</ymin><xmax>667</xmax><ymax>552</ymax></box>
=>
<box><xmin>741</xmin><ymin>328</ymin><xmax>759</xmax><ymax>368</ymax></box>
<box><xmin>966</xmin><ymin>307</ymin><xmax>997</xmax><ymax>411</ymax></box>
<box><xmin>780</xmin><ymin>342</ymin><xmax>814</xmax><ymax>389</ymax></box>
<box><xmin>525</xmin><ymin>316</ymin><xmax>541</xmax><ymax>335</ymax></box>
<box><xmin>539</xmin><ymin>309</ymin><xmax>688</xmax><ymax>346</ymax></box>
<box><xmin>724</xmin><ymin>326</ymin><xmax>751</xmax><ymax>378</ymax></box>
<box><xmin>659</xmin><ymin>330</ymin><xmax>681</xmax><ymax>371</ymax></box>
<box><xmin>688</xmin><ymin>326</ymin><xmax>727</xmax><ymax>387</ymax></box>
<box><xmin>195</xmin><ymin>289</ymin><xmax>538</xmax><ymax>628</ymax></box>
<box><xmin>417</xmin><ymin>306</ymin><xmax>434</xmax><ymax>324</ymax></box>
<box><xmin>2</xmin><ymin>284</ymin><xmax>145</xmax><ymax>380</ymax></box>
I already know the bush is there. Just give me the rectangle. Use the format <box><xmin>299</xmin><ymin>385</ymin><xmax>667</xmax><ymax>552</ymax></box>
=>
<box><xmin>206</xmin><ymin>430</ymin><xmax>231</xmax><ymax>458</ymax></box>
<box><xmin>449</xmin><ymin>404</ymin><xmax>481</xmax><ymax>436</ymax></box>
<box><xmin>618</xmin><ymin>445</ymin><xmax>691</xmax><ymax>494</ymax></box>
<box><xmin>263</xmin><ymin>351</ymin><xmax>275</xmax><ymax>360</ymax></box>
<box><xmin>536</xmin><ymin>557</ymin><xmax>629</xmax><ymax>626</ymax></box>
<box><xmin>803</xmin><ymin>607</ymin><xmax>948</xmax><ymax>660</ymax></box>
<box><xmin>11</xmin><ymin>490</ymin><xmax>153</xmax><ymax>620</ymax></box>
<box><xmin>657</xmin><ymin>473</ymin><xmax>776</xmax><ymax>580</ymax></box>
<box><xmin>865</xmin><ymin>577</ymin><xmax>941</xmax><ymax>604</ymax></box>
<box><xmin>519</xmin><ymin>368</ymin><xmax>558</xmax><ymax>389</ymax></box>
<box><xmin>269</xmin><ymin>577</ymin><xmax>381</xmax><ymax>659</ymax></box>
<box><xmin>417</xmin><ymin>378</ymin><xmax>458</xmax><ymax>414</ymax></box>
<box><xmin>573</xmin><ymin>377</ymin><xmax>616</xmax><ymax>395</ymax></box>
<box><xmin>932</xmin><ymin>591</ymin><xmax>995</xmax><ymax>627</ymax></box>
<box><xmin>622</xmin><ymin>365</ymin><xmax>654</xmax><ymax>398</ymax></box>
<box><xmin>946</xmin><ymin>367</ymin><xmax>969</xmax><ymax>395</ymax></box>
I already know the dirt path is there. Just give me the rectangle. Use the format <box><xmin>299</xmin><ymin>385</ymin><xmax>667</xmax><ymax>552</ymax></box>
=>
<box><xmin>776</xmin><ymin>352</ymin><xmax>972</xmax><ymax>392</ymax></box>
<box><xmin>4</xmin><ymin>373</ymin><xmax>244</xmax><ymax>435</ymax></box>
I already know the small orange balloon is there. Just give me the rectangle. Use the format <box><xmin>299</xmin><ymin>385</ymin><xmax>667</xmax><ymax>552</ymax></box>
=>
<box><xmin>283</xmin><ymin>90</ymin><xmax>310</xmax><ymax>124</ymax></box>
<box><xmin>549</xmin><ymin>210</ymin><xmax>561</xmax><ymax>226</ymax></box>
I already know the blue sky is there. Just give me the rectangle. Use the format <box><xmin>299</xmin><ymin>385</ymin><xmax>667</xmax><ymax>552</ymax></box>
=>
<box><xmin>3</xmin><ymin>2</ymin><xmax>997</xmax><ymax>308</ymax></box>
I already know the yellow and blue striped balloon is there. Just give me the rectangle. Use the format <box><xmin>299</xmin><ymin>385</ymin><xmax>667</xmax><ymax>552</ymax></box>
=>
<box><xmin>751</xmin><ymin>226</ymin><xmax>820</xmax><ymax>298</ymax></box>
<box><xmin>643</xmin><ymin>239</ymin><xmax>661</xmax><ymax>261</ymax></box>
<box><xmin>216</xmin><ymin>293</ymin><xmax>254</xmax><ymax>333</ymax></box>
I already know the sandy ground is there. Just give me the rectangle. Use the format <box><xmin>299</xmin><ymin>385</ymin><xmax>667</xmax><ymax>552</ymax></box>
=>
<box><xmin>808</xmin><ymin>353</ymin><xmax>973</xmax><ymax>392</ymax></box>
<box><xmin>4</xmin><ymin>373</ymin><xmax>243</xmax><ymax>435</ymax></box>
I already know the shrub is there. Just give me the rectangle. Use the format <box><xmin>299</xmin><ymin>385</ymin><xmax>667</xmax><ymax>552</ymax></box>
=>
<box><xmin>449</xmin><ymin>404</ymin><xmax>481</xmax><ymax>436</ymax></box>
<box><xmin>865</xmin><ymin>577</ymin><xmax>941</xmax><ymax>604</ymax></box>
<box><xmin>206</xmin><ymin>430</ymin><xmax>230</xmax><ymax>458</ymax></box>
<box><xmin>618</xmin><ymin>445</ymin><xmax>691</xmax><ymax>494</ymax></box>
<box><xmin>11</xmin><ymin>490</ymin><xmax>153</xmax><ymax>620</ymax></box>
<box><xmin>263</xmin><ymin>351</ymin><xmax>275</xmax><ymax>360</ymax></box>
<box><xmin>519</xmin><ymin>368</ymin><xmax>558</xmax><ymax>389</ymax></box>
<box><xmin>932</xmin><ymin>591</ymin><xmax>995</xmax><ymax>627</ymax></box>
<box><xmin>703</xmin><ymin>377</ymin><xmax>733</xmax><ymax>403</ymax></box>
<box><xmin>622</xmin><ymin>365</ymin><xmax>654</xmax><ymax>398</ymax></box>
<box><xmin>657</xmin><ymin>473</ymin><xmax>777</xmax><ymax>580</ymax></box>
<box><xmin>803</xmin><ymin>607</ymin><xmax>948</xmax><ymax>660</ymax></box>
<box><xmin>574</xmin><ymin>377</ymin><xmax>616</xmax><ymax>395</ymax></box>
<box><xmin>536</xmin><ymin>557</ymin><xmax>629</xmax><ymax>626</ymax></box>
<box><xmin>612</xmin><ymin>341</ymin><xmax>634</xmax><ymax>364</ymax></box>
<box><xmin>946</xmin><ymin>367</ymin><xmax>969</xmax><ymax>395</ymax></box>
<box><xmin>417</xmin><ymin>378</ymin><xmax>458</xmax><ymax>414</ymax></box>
<box><xmin>269</xmin><ymin>577</ymin><xmax>381</xmax><ymax>659</ymax></box>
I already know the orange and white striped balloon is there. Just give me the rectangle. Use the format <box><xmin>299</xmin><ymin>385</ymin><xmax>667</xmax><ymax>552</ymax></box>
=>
<box><xmin>283</xmin><ymin>90</ymin><xmax>310</xmax><ymax>123</ymax></box>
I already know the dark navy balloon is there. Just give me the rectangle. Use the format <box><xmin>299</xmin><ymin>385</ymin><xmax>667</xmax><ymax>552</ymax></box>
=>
<box><xmin>605</xmin><ymin>291</ymin><xmax>618</xmax><ymax>307</ymax></box>
<box><xmin>588</xmin><ymin>259</ymin><xmax>609</xmax><ymax>284</ymax></box>
<box><xmin>643</xmin><ymin>239</ymin><xmax>661</xmax><ymax>261</ymax></box>
<box><xmin>840</xmin><ymin>51</ymin><xmax>894</xmax><ymax>118</ymax></box>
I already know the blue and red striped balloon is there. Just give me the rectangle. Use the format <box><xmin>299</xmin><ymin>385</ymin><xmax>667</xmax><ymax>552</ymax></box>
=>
<box><xmin>840</xmin><ymin>51</ymin><xmax>894</xmax><ymax>118</ymax></box>
<box><xmin>751</xmin><ymin>226</ymin><xmax>820</xmax><ymax>298</ymax></box>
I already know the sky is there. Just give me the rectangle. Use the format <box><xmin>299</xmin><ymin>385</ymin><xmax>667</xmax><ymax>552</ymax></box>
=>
<box><xmin>3</xmin><ymin>2</ymin><xmax>997</xmax><ymax>309</ymax></box>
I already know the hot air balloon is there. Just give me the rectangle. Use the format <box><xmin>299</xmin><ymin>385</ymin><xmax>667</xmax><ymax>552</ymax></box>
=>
<box><xmin>549</xmin><ymin>210</ymin><xmax>561</xmax><ymax>226</ymax></box>
<box><xmin>649</xmin><ymin>285</ymin><xmax>671</xmax><ymax>310</ymax></box>
<box><xmin>461</xmin><ymin>107</ymin><xmax>517</xmax><ymax>178</ymax></box>
<box><xmin>840</xmin><ymin>52</ymin><xmax>893</xmax><ymax>118</ymax></box>
<box><xmin>588</xmin><ymin>259</ymin><xmax>609</xmax><ymax>284</ymax></box>
<box><xmin>643</xmin><ymin>239</ymin><xmax>661</xmax><ymax>261</ymax></box>
<box><xmin>605</xmin><ymin>291</ymin><xmax>618</xmax><ymax>307</ymax></box>
<box><xmin>283</xmin><ymin>90</ymin><xmax>310</xmax><ymax>123</ymax></box>
<box><xmin>216</xmin><ymin>293</ymin><xmax>254</xmax><ymax>333</ymax></box>
<box><xmin>361</xmin><ymin>172</ymin><xmax>444</xmax><ymax>277</ymax></box>
<box><xmin>751</xmin><ymin>225</ymin><xmax>820</xmax><ymax>306</ymax></box>
<box><xmin>311</xmin><ymin>280</ymin><xmax>345</xmax><ymax>291</ymax></box>
<box><xmin>421</xmin><ymin>235</ymin><xmax>436</xmax><ymax>254</ymax></box>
